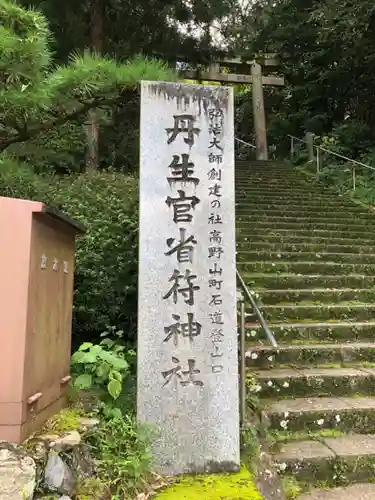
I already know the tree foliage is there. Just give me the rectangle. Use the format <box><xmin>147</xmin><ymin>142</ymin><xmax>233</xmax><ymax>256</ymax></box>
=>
<box><xmin>19</xmin><ymin>0</ymin><xmax>234</xmax><ymax>63</ymax></box>
<box><xmin>233</xmin><ymin>0</ymin><xmax>375</xmax><ymax>151</ymax></box>
<box><xmin>0</xmin><ymin>0</ymin><xmax>174</xmax><ymax>154</ymax></box>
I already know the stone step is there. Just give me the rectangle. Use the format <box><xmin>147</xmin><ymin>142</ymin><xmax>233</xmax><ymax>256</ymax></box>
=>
<box><xmin>235</xmin><ymin>186</ymin><xmax>333</xmax><ymax>196</ymax></box>
<box><xmin>255</xmin><ymin>288</ymin><xmax>375</xmax><ymax>305</ymax></box>
<box><xmin>235</xmin><ymin>160</ymin><xmax>287</xmax><ymax>167</ymax></box>
<box><xmin>245</xmin><ymin>342</ymin><xmax>375</xmax><ymax>369</ymax></box>
<box><xmin>236</xmin><ymin>177</ymin><xmax>299</xmax><ymax>182</ymax></box>
<box><xmin>235</xmin><ymin>183</ymin><xmax>319</xmax><ymax>192</ymax></box>
<box><xmin>273</xmin><ymin>434</ymin><xmax>375</xmax><ymax>484</ymax></box>
<box><xmin>237</xmin><ymin>220</ymin><xmax>375</xmax><ymax>231</ymax></box>
<box><xmin>254</xmin><ymin>367</ymin><xmax>375</xmax><ymax>399</ymax></box>
<box><xmin>236</xmin><ymin>199</ymin><xmax>365</xmax><ymax>210</ymax></box>
<box><xmin>299</xmin><ymin>483</ymin><xmax>375</xmax><ymax>500</ymax></box>
<box><xmin>235</xmin><ymin>173</ymin><xmax>309</xmax><ymax>180</ymax></box>
<box><xmin>237</xmin><ymin>241</ymin><xmax>375</xmax><ymax>254</ymax></box>
<box><xmin>235</xmin><ymin>181</ymin><xmax>350</xmax><ymax>190</ymax></box>
<box><xmin>239</xmin><ymin>260</ymin><xmax>375</xmax><ymax>275</ymax></box>
<box><xmin>236</xmin><ymin>210</ymin><xmax>373</xmax><ymax>221</ymax></box>
<box><xmin>263</xmin><ymin>396</ymin><xmax>375</xmax><ymax>434</ymax></box>
<box><xmin>236</xmin><ymin>185</ymin><xmax>311</xmax><ymax>192</ymax></box>
<box><xmin>236</xmin><ymin>205</ymin><xmax>370</xmax><ymax>215</ymax></box>
<box><xmin>236</xmin><ymin>193</ymin><xmax>350</xmax><ymax>203</ymax></box>
<box><xmin>236</xmin><ymin>192</ymin><xmax>359</xmax><ymax>203</ymax></box>
<box><xmin>237</xmin><ymin>228</ymin><xmax>374</xmax><ymax>240</ymax></box>
<box><xmin>239</xmin><ymin>233</ymin><xmax>375</xmax><ymax>246</ymax></box>
<box><xmin>242</xmin><ymin>273</ymin><xmax>375</xmax><ymax>289</ymax></box>
<box><xmin>236</xmin><ymin>185</ymin><xmax>340</xmax><ymax>193</ymax></box>
<box><xmin>236</xmin><ymin>194</ymin><xmax>343</xmax><ymax>204</ymax></box>
<box><xmin>236</xmin><ymin>165</ymin><xmax>294</xmax><ymax>168</ymax></box>
<box><xmin>235</xmin><ymin>168</ymin><xmax>298</xmax><ymax>173</ymax></box>
<box><xmin>235</xmin><ymin>167</ymin><xmax>296</xmax><ymax>173</ymax></box>
<box><xmin>260</xmin><ymin>303</ymin><xmax>375</xmax><ymax>322</ymax></box>
<box><xmin>235</xmin><ymin>171</ymin><xmax>297</xmax><ymax>176</ymax></box>
<box><xmin>235</xmin><ymin>169</ymin><xmax>312</xmax><ymax>176</ymax></box>
<box><xmin>246</xmin><ymin>321</ymin><xmax>375</xmax><ymax>343</ymax></box>
<box><xmin>235</xmin><ymin>175</ymin><xmax>298</xmax><ymax>181</ymax></box>
<box><xmin>238</xmin><ymin>250</ymin><xmax>375</xmax><ymax>264</ymax></box>
<box><xmin>237</xmin><ymin>213</ymin><xmax>375</xmax><ymax>224</ymax></box>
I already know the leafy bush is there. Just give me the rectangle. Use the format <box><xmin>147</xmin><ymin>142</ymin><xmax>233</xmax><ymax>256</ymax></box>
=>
<box><xmin>360</xmin><ymin>147</ymin><xmax>375</xmax><ymax>168</ymax></box>
<box><xmin>319</xmin><ymin>120</ymin><xmax>373</xmax><ymax>159</ymax></box>
<box><xmin>0</xmin><ymin>156</ymin><xmax>139</xmax><ymax>345</ymax></box>
<box><xmin>49</xmin><ymin>171</ymin><xmax>139</xmax><ymax>344</ymax></box>
<box><xmin>71</xmin><ymin>329</ymin><xmax>136</xmax><ymax>417</ymax></box>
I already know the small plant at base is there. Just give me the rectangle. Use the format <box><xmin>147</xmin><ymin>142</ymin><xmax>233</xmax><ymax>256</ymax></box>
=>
<box><xmin>282</xmin><ymin>476</ymin><xmax>302</xmax><ymax>499</ymax></box>
<box><xmin>89</xmin><ymin>414</ymin><xmax>154</xmax><ymax>499</ymax></box>
<box><xmin>241</xmin><ymin>427</ymin><xmax>260</xmax><ymax>473</ymax></box>
<box><xmin>71</xmin><ymin>327</ymin><xmax>134</xmax><ymax>416</ymax></box>
<box><xmin>75</xmin><ymin>477</ymin><xmax>110</xmax><ymax>499</ymax></box>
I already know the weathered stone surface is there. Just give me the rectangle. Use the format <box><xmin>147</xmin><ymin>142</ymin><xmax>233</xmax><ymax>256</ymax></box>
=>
<box><xmin>50</xmin><ymin>431</ymin><xmax>81</xmax><ymax>452</ymax></box>
<box><xmin>44</xmin><ymin>451</ymin><xmax>76</xmax><ymax>495</ymax></box>
<box><xmin>344</xmin><ymin>396</ymin><xmax>375</xmax><ymax>409</ymax></box>
<box><xmin>274</xmin><ymin>440</ymin><xmax>334</xmax><ymax>462</ymax></box>
<box><xmin>77</xmin><ymin>417</ymin><xmax>100</xmax><ymax>430</ymax></box>
<box><xmin>256</xmin><ymin>368</ymin><xmax>302</xmax><ymax>380</ymax></box>
<box><xmin>38</xmin><ymin>434</ymin><xmax>60</xmax><ymax>444</ymax></box>
<box><xmin>138</xmin><ymin>81</ymin><xmax>239</xmax><ymax>475</ymax></box>
<box><xmin>299</xmin><ymin>483</ymin><xmax>375</xmax><ymax>500</ymax></box>
<box><xmin>323</xmin><ymin>434</ymin><xmax>375</xmax><ymax>457</ymax></box>
<box><xmin>247</xmin><ymin>342</ymin><xmax>375</xmax><ymax>369</ymax></box>
<box><xmin>256</xmin><ymin>451</ymin><xmax>284</xmax><ymax>500</ymax></box>
<box><xmin>257</xmin><ymin>366</ymin><xmax>375</xmax><ymax>398</ymax></box>
<box><xmin>30</xmin><ymin>441</ymin><xmax>48</xmax><ymax>462</ymax></box>
<box><xmin>263</xmin><ymin>396</ymin><xmax>375</xmax><ymax>434</ymax></box>
<box><xmin>0</xmin><ymin>444</ymin><xmax>36</xmax><ymax>499</ymax></box>
<box><xmin>65</xmin><ymin>444</ymin><xmax>95</xmax><ymax>479</ymax></box>
<box><xmin>264</xmin><ymin>396</ymin><xmax>352</xmax><ymax>414</ymax></box>
<box><xmin>236</xmin><ymin>157</ymin><xmax>375</xmax><ymax>487</ymax></box>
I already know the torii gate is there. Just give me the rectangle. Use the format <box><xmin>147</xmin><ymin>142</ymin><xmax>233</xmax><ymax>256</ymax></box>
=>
<box><xmin>182</xmin><ymin>54</ymin><xmax>284</xmax><ymax>161</ymax></box>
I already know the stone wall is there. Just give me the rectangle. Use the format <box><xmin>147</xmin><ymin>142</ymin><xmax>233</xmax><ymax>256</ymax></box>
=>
<box><xmin>1</xmin><ymin>417</ymin><xmax>99</xmax><ymax>500</ymax></box>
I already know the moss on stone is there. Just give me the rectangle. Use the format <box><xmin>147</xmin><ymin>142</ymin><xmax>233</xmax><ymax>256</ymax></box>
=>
<box><xmin>257</xmin><ymin>371</ymin><xmax>375</xmax><ymax>400</ymax></box>
<box><xmin>271</xmin><ymin>428</ymin><xmax>345</xmax><ymax>444</ymax></box>
<box><xmin>155</xmin><ymin>466</ymin><xmax>263</xmax><ymax>500</ymax></box>
<box><xmin>267</xmin><ymin>406</ymin><xmax>375</xmax><ymax>435</ymax></box>
<box><xmin>43</xmin><ymin>407</ymin><xmax>83</xmax><ymax>433</ymax></box>
<box><xmin>245</xmin><ymin>344</ymin><xmax>375</xmax><ymax>370</ymax></box>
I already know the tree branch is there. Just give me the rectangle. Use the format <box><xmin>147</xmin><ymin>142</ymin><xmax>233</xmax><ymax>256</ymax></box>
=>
<box><xmin>0</xmin><ymin>93</ymin><xmax>121</xmax><ymax>152</ymax></box>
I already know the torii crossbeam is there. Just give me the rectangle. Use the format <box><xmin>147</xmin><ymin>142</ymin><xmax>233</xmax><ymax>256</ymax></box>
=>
<box><xmin>182</xmin><ymin>54</ymin><xmax>284</xmax><ymax>161</ymax></box>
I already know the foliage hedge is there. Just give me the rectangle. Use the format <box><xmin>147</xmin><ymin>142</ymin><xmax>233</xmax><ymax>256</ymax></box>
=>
<box><xmin>0</xmin><ymin>157</ymin><xmax>139</xmax><ymax>344</ymax></box>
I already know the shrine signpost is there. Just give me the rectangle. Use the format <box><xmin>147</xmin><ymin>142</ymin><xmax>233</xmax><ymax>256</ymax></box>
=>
<box><xmin>138</xmin><ymin>81</ymin><xmax>240</xmax><ymax>475</ymax></box>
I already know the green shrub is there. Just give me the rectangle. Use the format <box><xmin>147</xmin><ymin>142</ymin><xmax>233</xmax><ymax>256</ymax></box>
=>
<box><xmin>319</xmin><ymin>120</ymin><xmax>373</xmax><ymax>159</ymax></box>
<box><xmin>71</xmin><ymin>329</ymin><xmax>136</xmax><ymax>416</ymax></box>
<box><xmin>0</xmin><ymin>156</ymin><xmax>139</xmax><ymax>345</ymax></box>
<box><xmin>49</xmin><ymin>171</ymin><xmax>139</xmax><ymax>344</ymax></box>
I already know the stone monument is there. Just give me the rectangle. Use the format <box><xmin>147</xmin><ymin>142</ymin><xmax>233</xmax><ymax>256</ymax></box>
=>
<box><xmin>138</xmin><ymin>81</ymin><xmax>240</xmax><ymax>475</ymax></box>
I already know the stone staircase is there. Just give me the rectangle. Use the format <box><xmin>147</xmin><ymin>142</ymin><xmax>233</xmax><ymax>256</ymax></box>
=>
<box><xmin>236</xmin><ymin>160</ymin><xmax>375</xmax><ymax>498</ymax></box>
